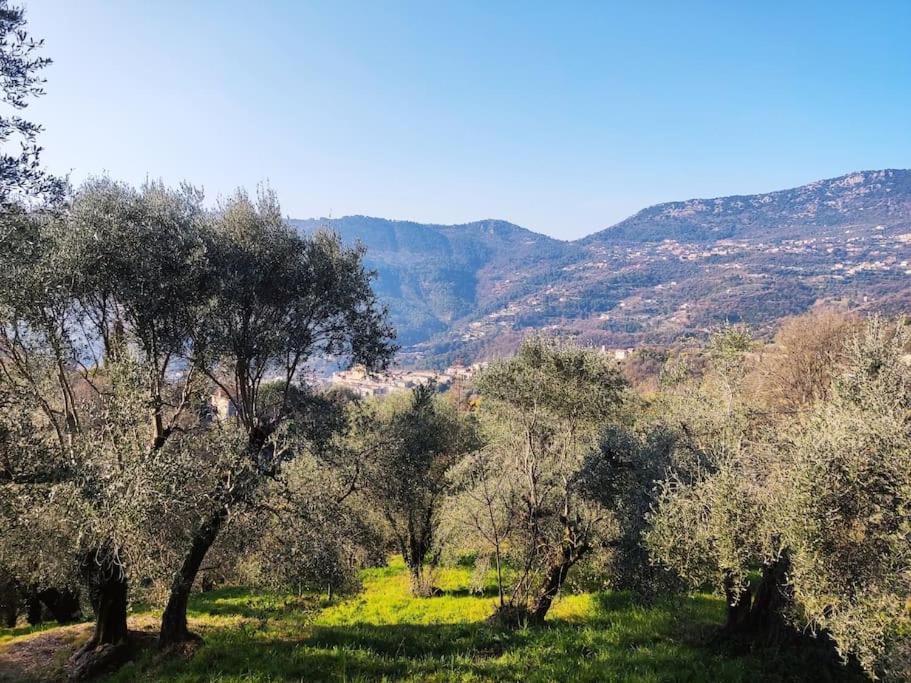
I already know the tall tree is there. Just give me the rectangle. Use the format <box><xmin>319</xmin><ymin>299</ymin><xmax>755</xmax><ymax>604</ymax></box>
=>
<box><xmin>777</xmin><ymin>318</ymin><xmax>911</xmax><ymax>680</ymax></box>
<box><xmin>0</xmin><ymin>178</ymin><xmax>209</xmax><ymax>677</ymax></box>
<box><xmin>157</xmin><ymin>189</ymin><xmax>395</xmax><ymax>648</ymax></box>
<box><xmin>644</xmin><ymin>325</ymin><xmax>795</xmax><ymax>641</ymax></box>
<box><xmin>644</xmin><ymin>318</ymin><xmax>911</xmax><ymax>676</ymax></box>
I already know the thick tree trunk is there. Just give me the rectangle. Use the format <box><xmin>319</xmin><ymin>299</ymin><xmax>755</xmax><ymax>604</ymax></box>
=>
<box><xmin>21</xmin><ymin>587</ymin><xmax>81</xmax><ymax>625</ymax></box>
<box><xmin>405</xmin><ymin>527</ymin><xmax>435</xmax><ymax>596</ymax></box>
<box><xmin>88</xmin><ymin>577</ymin><xmax>128</xmax><ymax>647</ymax></box>
<box><xmin>25</xmin><ymin>591</ymin><xmax>43</xmax><ymax>625</ymax></box>
<box><xmin>0</xmin><ymin>579</ymin><xmax>16</xmax><ymax>628</ymax></box>
<box><xmin>491</xmin><ymin>548</ymin><xmax>580</xmax><ymax>628</ymax></box>
<box><xmin>158</xmin><ymin>508</ymin><xmax>226</xmax><ymax>649</ymax></box>
<box><xmin>745</xmin><ymin>556</ymin><xmax>793</xmax><ymax>646</ymax></box>
<box><xmin>719</xmin><ymin>557</ymin><xmax>795</xmax><ymax>647</ymax></box>
<box><xmin>67</xmin><ymin>554</ymin><xmax>130</xmax><ymax>680</ymax></box>
<box><xmin>159</xmin><ymin>427</ymin><xmax>272</xmax><ymax>649</ymax></box>
<box><xmin>529</xmin><ymin>533</ymin><xmax>588</xmax><ymax>624</ymax></box>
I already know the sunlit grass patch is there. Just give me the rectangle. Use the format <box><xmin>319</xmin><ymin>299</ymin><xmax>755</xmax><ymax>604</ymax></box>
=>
<box><xmin>316</xmin><ymin>560</ymin><xmax>498</xmax><ymax>628</ymax></box>
<box><xmin>0</xmin><ymin>558</ymin><xmax>863</xmax><ymax>682</ymax></box>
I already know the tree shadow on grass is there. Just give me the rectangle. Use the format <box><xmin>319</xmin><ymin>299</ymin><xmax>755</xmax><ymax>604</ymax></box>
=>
<box><xmin>586</xmin><ymin>592</ymin><xmax>865</xmax><ymax>683</ymax></box>
<box><xmin>179</xmin><ymin>620</ymin><xmax>774</xmax><ymax>682</ymax></box>
<box><xmin>112</xmin><ymin>622</ymin><xmax>524</xmax><ymax>682</ymax></box>
<box><xmin>186</xmin><ymin>587</ymin><xmax>323</xmax><ymax>620</ymax></box>
<box><xmin>305</xmin><ymin>621</ymin><xmax>517</xmax><ymax>660</ymax></box>
<box><xmin>107</xmin><ymin>590</ymin><xmax>868</xmax><ymax>682</ymax></box>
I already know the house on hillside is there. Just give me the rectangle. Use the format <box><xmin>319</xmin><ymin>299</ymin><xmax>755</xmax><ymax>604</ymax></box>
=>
<box><xmin>210</xmin><ymin>386</ymin><xmax>237</xmax><ymax>421</ymax></box>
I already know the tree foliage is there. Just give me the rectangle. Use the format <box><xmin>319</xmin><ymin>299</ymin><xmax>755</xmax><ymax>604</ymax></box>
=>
<box><xmin>0</xmin><ymin>1</ymin><xmax>62</xmax><ymax>208</ymax></box>
<box><xmin>362</xmin><ymin>384</ymin><xmax>480</xmax><ymax>595</ymax></box>
<box><xmin>646</xmin><ymin>317</ymin><xmax>911</xmax><ymax>679</ymax></box>
<box><xmin>776</xmin><ymin>318</ymin><xmax>911</xmax><ymax>679</ymax></box>
<box><xmin>0</xmin><ymin>178</ymin><xmax>395</xmax><ymax>673</ymax></box>
<box><xmin>462</xmin><ymin>337</ymin><xmax>628</xmax><ymax>623</ymax></box>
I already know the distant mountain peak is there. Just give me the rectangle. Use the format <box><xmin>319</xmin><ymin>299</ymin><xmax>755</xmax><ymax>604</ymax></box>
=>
<box><xmin>586</xmin><ymin>168</ymin><xmax>911</xmax><ymax>244</ymax></box>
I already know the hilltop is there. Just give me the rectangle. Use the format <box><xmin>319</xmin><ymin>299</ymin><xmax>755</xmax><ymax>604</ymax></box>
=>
<box><xmin>294</xmin><ymin>170</ymin><xmax>911</xmax><ymax>365</ymax></box>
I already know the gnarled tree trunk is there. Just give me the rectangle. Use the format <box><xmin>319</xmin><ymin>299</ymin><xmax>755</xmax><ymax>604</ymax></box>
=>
<box><xmin>67</xmin><ymin>550</ymin><xmax>130</xmax><ymax>680</ymax></box>
<box><xmin>25</xmin><ymin>591</ymin><xmax>42</xmax><ymax>625</ymax></box>
<box><xmin>0</xmin><ymin>577</ymin><xmax>17</xmax><ymax>628</ymax></box>
<box><xmin>744</xmin><ymin>556</ymin><xmax>793</xmax><ymax>646</ymax></box>
<box><xmin>158</xmin><ymin>507</ymin><xmax>226</xmax><ymax>649</ymax></box>
<box><xmin>529</xmin><ymin>542</ymin><xmax>585</xmax><ymax>624</ymax></box>
<box><xmin>720</xmin><ymin>556</ymin><xmax>795</xmax><ymax>646</ymax></box>
<box><xmin>159</xmin><ymin>429</ymin><xmax>271</xmax><ymax>649</ymax></box>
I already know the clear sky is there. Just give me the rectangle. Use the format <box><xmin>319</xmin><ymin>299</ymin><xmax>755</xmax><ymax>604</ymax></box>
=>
<box><xmin>21</xmin><ymin>0</ymin><xmax>911</xmax><ymax>240</ymax></box>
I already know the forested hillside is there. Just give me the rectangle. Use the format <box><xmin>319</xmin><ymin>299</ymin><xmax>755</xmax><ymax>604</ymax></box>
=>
<box><xmin>290</xmin><ymin>216</ymin><xmax>575</xmax><ymax>346</ymax></box>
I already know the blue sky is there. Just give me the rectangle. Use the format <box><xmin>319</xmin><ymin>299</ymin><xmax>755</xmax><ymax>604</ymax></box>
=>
<box><xmin>22</xmin><ymin>0</ymin><xmax>911</xmax><ymax>239</ymax></box>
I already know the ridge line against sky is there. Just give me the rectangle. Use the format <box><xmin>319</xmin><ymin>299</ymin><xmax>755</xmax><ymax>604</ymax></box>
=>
<box><xmin>294</xmin><ymin>167</ymin><xmax>911</xmax><ymax>242</ymax></box>
<box><xmin>23</xmin><ymin>0</ymin><xmax>911</xmax><ymax>240</ymax></box>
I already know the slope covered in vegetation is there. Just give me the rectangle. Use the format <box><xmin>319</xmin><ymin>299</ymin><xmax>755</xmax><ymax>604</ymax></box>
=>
<box><xmin>0</xmin><ymin>557</ymin><xmax>858</xmax><ymax>682</ymax></box>
<box><xmin>294</xmin><ymin>171</ymin><xmax>911</xmax><ymax>364</ymax></box>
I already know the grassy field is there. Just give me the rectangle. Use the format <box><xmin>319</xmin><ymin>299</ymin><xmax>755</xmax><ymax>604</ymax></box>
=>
<box><xmin>0</xmin><ymin>558</ymin><xmax>860</xmax><ymax>682</ymax></box>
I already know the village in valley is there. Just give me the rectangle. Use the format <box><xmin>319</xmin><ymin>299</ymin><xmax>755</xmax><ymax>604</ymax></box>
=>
<box><xmin>326</xmin><ymin>360</ymin><xmax>485</xmax><ymax>398</ymax></box>
<box><xmin>325</xmin><ymin>346</ymin><xmax>636</xmax><ymax>398</ymax></box>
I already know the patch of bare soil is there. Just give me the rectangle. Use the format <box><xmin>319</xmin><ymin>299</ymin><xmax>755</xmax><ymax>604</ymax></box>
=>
<box><xmin>0</xmin><ymin>619</ymin><xmax>159</xmax><ymax>682</ymax></box>
<box><xmin>0</xmin><ymin>623</ymin><xmax>91</xmax><ymax>682</ymax></box>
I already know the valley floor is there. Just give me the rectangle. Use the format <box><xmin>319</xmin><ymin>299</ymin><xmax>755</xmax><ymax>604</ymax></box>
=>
<box><xmin>0</xmin><ymin>558</ymin><xmax>861</xmax><ymax>682</ymax></box>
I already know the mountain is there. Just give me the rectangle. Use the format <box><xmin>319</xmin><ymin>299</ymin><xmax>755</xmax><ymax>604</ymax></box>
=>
<box><xmin>585</xmin><ymin>169</ymin><xmax>911</xmax><ymax>243</ymax></box>
<box><xmin>293</xmin><ymin>170</ymin><xmax>911</xmax><ymax>366</ymax></box>
<box><xmin>290</xmin><ymin>216</ymin><xmax>575</xmax><ymax>346</ymax></box>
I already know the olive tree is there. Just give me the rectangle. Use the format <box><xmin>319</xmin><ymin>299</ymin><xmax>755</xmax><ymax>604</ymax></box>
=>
<box><xmin>207</xmin><ymin>389</ymin><xmax>387</xmax><ymax>599</ymax></box>
<box><xmin>362</xmin><ymin>384</ymin><xmax>480</xmax><ymax>596</ymax></box>
<box><xmin>0</xmin><ymin>178</ymin><xmax>209</xmax><ymax>676</ymax></box>
<box><xmin>776</xmin><ymin>318</ymin><xmax>911</xmax><ymax>680</ymax></box>
<box><xmin>238</xmin><ymin>460</ymin><xmax>386</xmax><ymax>598</ymax></box>
<box><xmin>470</xmin><ymin>337</ymin><xmax>627</xmax><ymax>624</ymax></box>
<box><xmin>646</xmin><ymin>318</ymin><xmax>911</xmax><ymax>671</ymax></box>
<box><xmin>576</xmin><ymin>424</ymin><xmax>682</xmax><ymax>600</ymax></box>
<box><xmin>644</xmin><ymin>325</ymin><xmax>796</xmax><ymax>639</ymax></box>
<box><xmin>157</xmin><ymin>189</ymin><xmax>395</xmax><ymax>647</ymax></box>
<box><xmin>0</xmin><ymin>178</ymin><xmax>394</xmax><ymax>670</ymax></box>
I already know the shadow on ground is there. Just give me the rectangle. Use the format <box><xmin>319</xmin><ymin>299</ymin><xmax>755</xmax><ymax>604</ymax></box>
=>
<box><xmin>3</xmin><ymin>587</ymin><xmax>869</xmax><ymax>683</ymax></box>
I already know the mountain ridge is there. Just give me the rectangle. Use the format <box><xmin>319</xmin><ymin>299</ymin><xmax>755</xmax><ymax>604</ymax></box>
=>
<box><xmin>292</xmin><ymin>169</ymin><xmax>911</xmax><ymax>365</ymax></box>
<box><xmin>297</xmin><ymin>169</ymin><xmax>911</xmax><ymax>245</ymax></box>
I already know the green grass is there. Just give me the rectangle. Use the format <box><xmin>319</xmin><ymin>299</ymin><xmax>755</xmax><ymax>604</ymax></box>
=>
<box><xmin>0</xmin><ymin>558</ymin><xmax>859</xmax><ymax>682</ymax></box>
<box><xmin>0</xmin><ymin>620</ymin><xmax>62</xmax><ymax>646</ymax></box>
